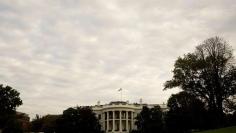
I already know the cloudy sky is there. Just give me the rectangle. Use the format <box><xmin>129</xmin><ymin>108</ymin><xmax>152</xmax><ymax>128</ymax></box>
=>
<box><xmin>0</xmin><ymin>0</ymin><xmax>236</xmax><ymax>118</ymax></box>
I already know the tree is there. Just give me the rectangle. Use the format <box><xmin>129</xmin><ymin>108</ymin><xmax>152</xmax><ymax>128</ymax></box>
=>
<box><xmin>164</xmin><ymin>37</ymin><xmax>236</xmax><ymax>127</ymax></box>
<box><xmin>165</xmin><ymin>91</ymin><xmax>207</xmax><ymax>133</ymax></box>
<box><xmin>31</xmin><ymin>114</ymin><xmax>43</xmax><ymax>132</ymax></box>
<box><xmin>226</xmin><ymin>111</ymin><xmax>236</xmax><ymax>126</ymax></box>
<box><xmin>41</xmin><ymin>115</ymin><xmax>60</xmax><ymax>133</ymax></box>
<box><xmin>56</xmin><ymin>106</ymin><xmax>102</xmax><ymax>133</ymax></box>
<box><xmin>0</xmin><ymin>85</ymin><xmax>22</xmax><ymax>114</ymax></box>
<box><xmin>0</xmin><ymin>84</ymin><xmax>23</xmax><ymax>132</ymax></box>
<box><xmin>2</xmin><ymin>115</ymin><xmax>23</xmax><ymax>133</ymax></box>
<box><xmin>135</xmin><ymin>106</ymin><xmax>164</xmax><ymax>133</ymax></box>
<box><xmin>31</xmin><ymin>114</ymin><xmax>59</xmax><ymax>133</ymax></box>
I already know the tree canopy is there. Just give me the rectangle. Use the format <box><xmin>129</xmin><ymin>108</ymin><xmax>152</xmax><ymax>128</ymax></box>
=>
<box><xmin>0</xmin><ymin>84</ymin><xmax>22</xmax><ymax>114</ymax></box>
<box><xmin>56</xmin><ymin>106</ymin><xmax>102</xmax><ymax>133</ymax></box>
<box><xmin>31</xmin><ymin>114</ymin><xmax>59</xmax><ymax>133</ymax></box>
<box><xmin>0</xmin><ymin>84</ymin><xmax>23</xmax><ymax>132</ymax></box>
<box><xmin>164</xmin><ymin>37</ymin><xmax>236</xmax><ymax>126</ymax></box>
<box><xmin>165</xmin><ymin>91</ymin><xmax>207</xmax><ymax>133</ymax></box>
<box><xmin>134</xmin><ymin>106</ymin><xmax>164</xmax><ymax>133</ymax></box>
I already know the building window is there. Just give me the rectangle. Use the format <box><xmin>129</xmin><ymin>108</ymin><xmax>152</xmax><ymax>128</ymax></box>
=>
<box><xmin>122</xmin><ymin>120</ymin><xmax>126</xmax><ymax>131</ymax></box>
<box><xmin>115</xmin><ymin>120</ymin><xmax>119</xmax><ymax>131</ymax></box>
<box><xmin>122</xmin><ymin>111</ymin><xmax>126</xmax><ymax>119</ymax></box>
<box><xmin>128</xmin><ymin>111</ymin><xmax>131</xmax><ymax>119</ymax></box>
<box><xmin>105</xmin><ymin>121</ymin><xmax>107</xmax><ymax>130</ymax></box>
<box><xmin>115</xmin><ymin>111</ymin><xmax>119</xmax><ymax>119</ymax></box>
<box><xmin>109</xmin><ymin>120</ymin><xmax>112</xmax><ymax>131</ymax></box>
<box><xmin>105</xmin><ymin>112</ymin><xmax>107</xmax><ymax>120</ymax></box>
<box><xmin>109</xmin><ymin>111</ymin><xmax>113</xmax><ymax>119</ymax></box>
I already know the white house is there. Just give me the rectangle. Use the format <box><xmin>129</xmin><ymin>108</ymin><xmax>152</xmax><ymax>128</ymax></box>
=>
<box><xmin>92</xmin><ymin>101</ymin><xmax>168</xmax><ymax>133</ymax></box>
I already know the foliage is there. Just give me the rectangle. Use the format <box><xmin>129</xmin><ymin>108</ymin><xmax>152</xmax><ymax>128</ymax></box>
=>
<box><xmin>0</xmin><ymin>84</ymin><xmax>22</xmax><ymax>114</ymax></box>
<box><xmin>31</xmin><ymin>107</ymin><xmax>102</xmax><ymax>133</ymax></box>
<box><xmin>31</xmin><ymin>114</ymin><xmax>59</xmax><ymax>133</ymax></box>
<box><xmin>164</xmin><ymin>37</ymin><xmax>236</xmax><ymax>127</ymax></box>
<box><xmin>41</xmin><ymin>115</ymin><xmax>60</xmax><ymax>133</ymax></box>
<box><xmin>2</xmin><ymin>115</ymin><xmax>23</xmax><ymax>133</ymax></box>
<box><xmin>56</xmin><ymin>106</ymin><xmax>102</xmax><ymax>133</ymax></box>
<box><xmin>224</xmin><ymin>96</ymin><xmax>236</xmax><ymax>114</ymax></box>
<box><xmin>165</xmin><ymin>91</ymin><xmax>207</xmax><ymax>133</ymax></box>
<box><xmin>195</xmin><ymin>126</ymin><xmax>236</xmax><ymax>133</ymax></box>
<box><xmin>226</xmin><ymin>112</ymin><xmax>236</xmax><ymax>126</ymax></box>
<box><xmin>30</xmin><ymin>114</ymin><xmax>43</xmax><ymax>132</ymax></box>
<box><xmin>134</xmin><ymin>106</ymin><xmax>164</xmax><ymax>133</ymax></box>
<box><xmin>0</xmin><ymin>84</ymin><xmax>23</xmax><ymax>132</ymax></box>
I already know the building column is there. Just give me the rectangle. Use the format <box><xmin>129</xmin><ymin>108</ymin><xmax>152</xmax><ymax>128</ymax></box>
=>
<box><xmin>107</xmin><ymin>112</ymin><xmax>109</xmax><ymax>132</ymax></box>
<box><xmin>131</xmin><ymin>111</ymin><xmax>134</xmax><ymax>130</ymax></box>
<box><xmin>126</xmin><ymin>111</ymin><xmax>129</xmax><ymax>132</ymax></box>
<box><xmin>112</xmin><ymin>111</ymin><xmax>115</xmax><ymax>132</ymax></box>
<box><xmin>119</xmin><ymin>110</ymin><xmax>122</xmax><ymax>132</ymax></box>
<box><xmin>102</xmin><ymin>112</ymin><xmax>105</xmax><ymax>131</ymax></box>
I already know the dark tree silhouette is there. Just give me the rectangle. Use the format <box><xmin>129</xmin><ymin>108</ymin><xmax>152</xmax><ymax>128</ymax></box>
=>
<box><xmin>30</xmin><ymin>114</ymin><xmax>43</xmax><ymax>132</ymax></box>
<box><xmin>2</xmin><ymin>115</ymin><xmax>23</xmax><ymax>133</ymax></box>
<box><xmin>56</xmin><ymin>106</ymin><xmax>102</xmax><ymax>133</ymax></box>
<box><xmin>0</xmin><ymin>84</ymin><xmax>23</xmax><ymax>132</ymax></box>
<box><xmin>165</xmin><ymin>91</ymin><xmax>207</xmax><ymax>133</ymax></box>
<box><xmin>41</xmin><ymin>115</ymin><xmax>60</xmax><ymax>133</ymax></box>
<box><xmin>164</xmin><ymin>37</ymin><xmax>236</xmax><ymax>127</ymax></box>
<box><xmin>31</xmin><ymin>114</ymin><xmax>59</xmax><ymax>133</ymax></box>
<box><xmin>0</xmin><ymin>85</ymin><xmax>22</xmax><ymax>114</ymax></box>
<box><xmin>134</xmin><ymin>106</ymin><xmax>164</xmax><ymax>133</ymax></box>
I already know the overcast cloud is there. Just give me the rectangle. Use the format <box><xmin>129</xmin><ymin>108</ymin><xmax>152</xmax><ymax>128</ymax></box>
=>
<box><xmin>0</xmin><ymin>0</ymin><xmax>235</xmax><ymax>118</ymax></box>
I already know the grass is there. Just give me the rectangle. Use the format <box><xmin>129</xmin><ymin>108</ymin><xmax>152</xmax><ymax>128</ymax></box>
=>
<box><xmin>196</xmin><ymin>126</ymin><xmax>236</xmax><ymax>133</ymax></box>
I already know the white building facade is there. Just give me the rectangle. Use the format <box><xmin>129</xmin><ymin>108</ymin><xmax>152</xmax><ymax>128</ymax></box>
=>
<box><xmin>92</xmin><ymin>101</ymin><xmax>167</xmax><ymax>133</ymax></box>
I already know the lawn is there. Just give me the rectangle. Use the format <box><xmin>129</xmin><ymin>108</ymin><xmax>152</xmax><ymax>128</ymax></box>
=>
<box><xmin>196</xmin><ymin>126</ymin><xmax>236</xmax><ymax>133</ymax></box>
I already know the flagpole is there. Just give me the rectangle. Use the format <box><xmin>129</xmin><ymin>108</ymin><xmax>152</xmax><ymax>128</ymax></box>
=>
<box><xmin>121</xmin><ymin>89</ymin><xmax>122</xmax><ymax>101</ymax></box>
<box><xmin>118</xmin><ymin>88</ymin><xmax>123</xmax><ymax>101</ymax></box>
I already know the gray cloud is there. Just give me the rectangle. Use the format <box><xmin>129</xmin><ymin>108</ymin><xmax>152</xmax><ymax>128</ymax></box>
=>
<box><xmin>0</xmin><ymin>0</ymin><xmax>235</xmax><ymax>118</ymax></box>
